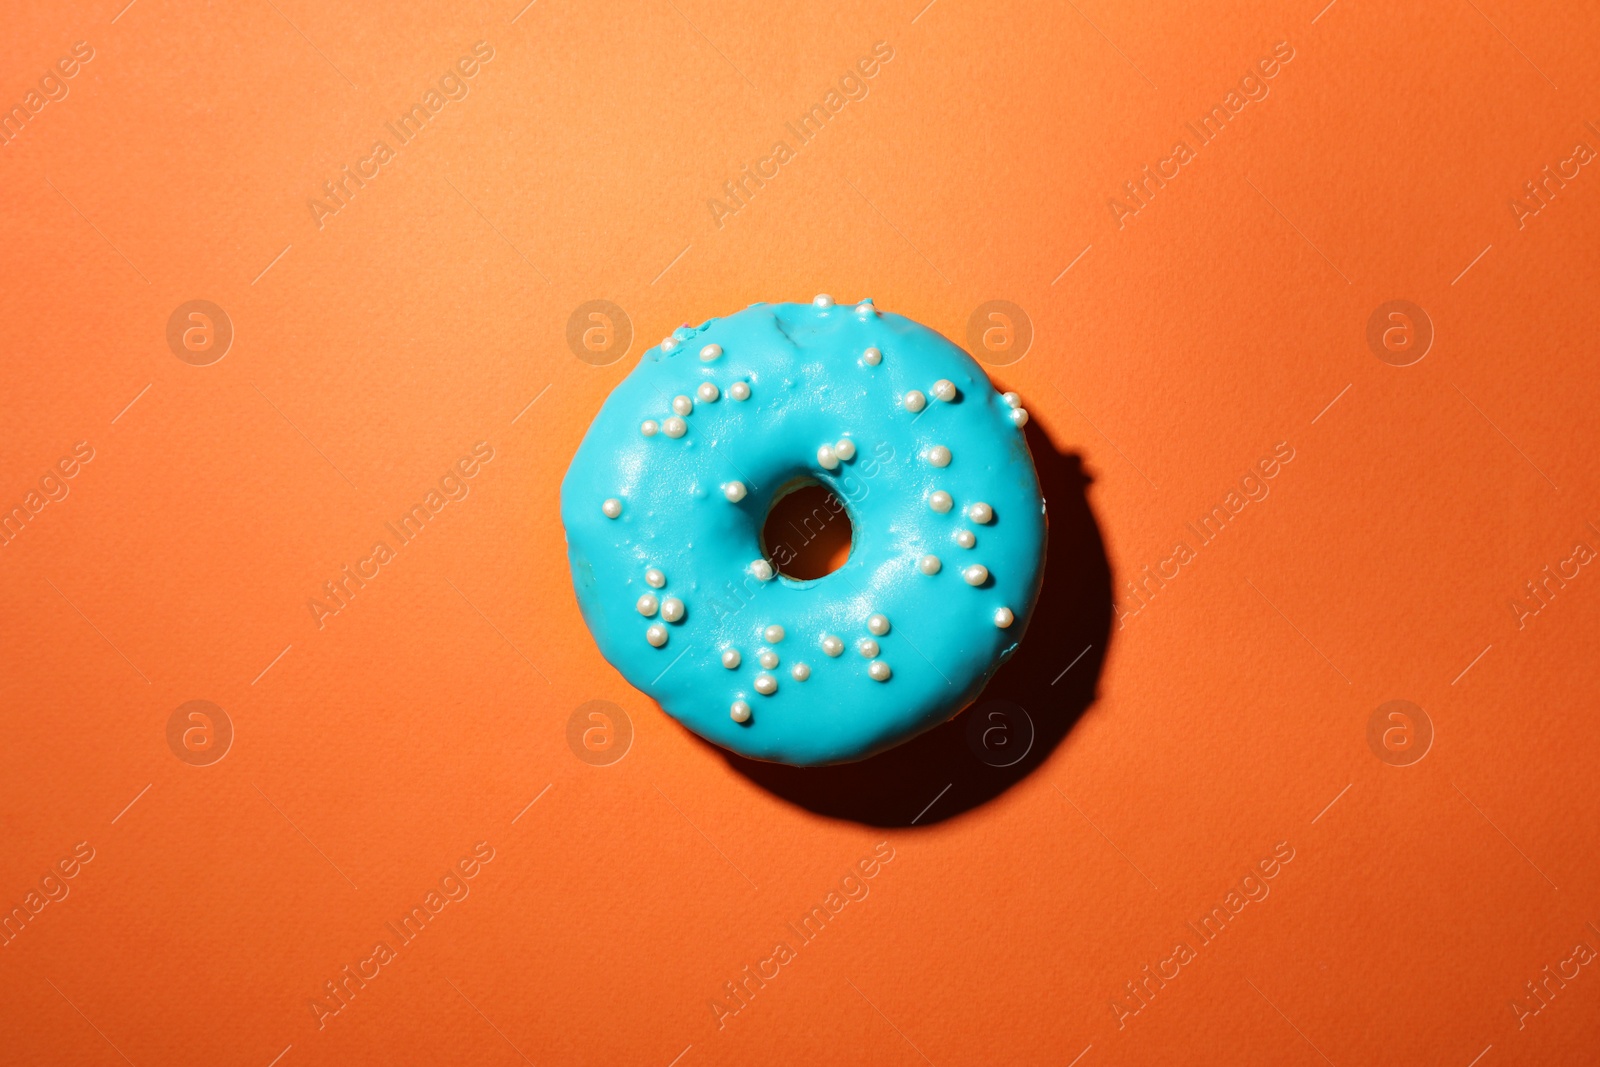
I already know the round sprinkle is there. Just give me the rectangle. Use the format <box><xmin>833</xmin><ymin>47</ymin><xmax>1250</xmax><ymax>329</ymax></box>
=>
<box><xmin>750</xmin><ymin>559</ymin><xmax>774</xmax><ymax>581</ymax></box>
<box><xmin>700</xmin><ymin>343</ymin><xmax>723</xmax><ymax>362</ymax></box>
<box><xmin>672</xmin><ymin>395</ymin><xmax>693</xmax><ymax>416</ymax></box>
<box><xmin>926</xmin><ymin>445</ymin><xmax>951</xmax><ymax>467</ymax></box>
<box><xmin>857</xmin><ymin>637</ymin><xmax>879</xmax><ymax>658</ymax></box>
<box><xmin>661</xmin><ymin>336</ymin><xmax>678</xmax><ymax>352</ymax></box>
<box><xmin>903</xmin><ymin>390</ymin><xmax>927</xmax><ymax>413</ymax></box>
<box><xmin>698</xmin><ymin>382</ymin><xmax>720</xmax><ymax>403</ymax></box>
<box><xmin>646</xmin><ymin>623</ymin><xmax>668</xmax><ymax>647</ymax></box>
<box><xmin>754</xmin><ymin>673</ymin><xmax>778</xmax><ymax>695</ymax></box>
<box><xmin>1010</xmin><ymin>407</ymin><xmax>1030</xmax><ymax>427</ymax></box>
<box><xmin>636</xmin><ymin>594</ymin><xmax>659</xmax><ymax>617</ymax></box>
<box><xmin>721</xmin><ymin>649</ymin><xmax>741</xmax><ymax>669</ymax></box>
<box><xmin>867</xmin><ymin>613</ymin><xmax>890</xmax><ymax>636</ymax></box>
<box><xmin>729</xmin><ymin>381</ymin><xmax>751</xmax><ymax>401</ymax></box>
<box><xmin>955</xmin><ymin>529</ymin><xmax>976</xmax><ymax>549</ymax></box>
<box><xmin>730</xmin><ymin>700</ymin><xmax>751</xmax><ymax>723</ymax></box>
<box><xmin>663</xmin><ymin>416</ymin><xmax>687</xmax><ymax>438</ymax></box>
<box><xmin>868</xmin><ymin>661</ymin><xmax>892</xmax><ymax>682</ymax></box>
<box><xmin>660</xmin><ymin>596</ymin><xmax>685</xmax><ymax>622</ymax></box>
<box><xmin>724</xmin><ymin>481</ymin><xmax>748</xmax><ymax>503</ymax></box>
<box><xmin>932</xmin><ymin>379</ymin><xmax>957</xmax><ymax>402</ymax></box>
<box><xmin>963</xmin><ymin>565</ymin><xmax>989</xmax><ymax>586</ymax></box>
<box><xmin>969</xmin><ymin>502</ymin><xmax>993</xmax><ymax>523</ymax></box>
<box><xmin>791</xmin><ymin>662</ymin><xmax>811</xmax><ymax>681</ymax></box>
<box><xmin>1002</xmin><ymin>391</ymin><xmax>1021</xmax><ymax>408</ymax></box>
<box><xmin>763</xmin><ymin>624</ymin><xmax>786</xmax><ymax>644</ymax></box>
<box><xmin>758</xmin><ymin>649</ymin><xmax>779</xmax><ymax>669</ymax></box>
<box><xmin>602</xmin><ymin>498</ymin><xmax>622</xmax><ymax>518</ymax></box>
<box><xmin>994</xmin><ymin>607</ymin><xmax>1015</xmax><ymax>628</ymax></box>
<box><xmin>928</xmin><ymin>490</ymin><xmax>952</xmax><ymax>513</ymax></box>
<box><xmin>641</xmin><ymin>420</ymin><xmax>659</xmax><ymax>436</ymax></box>
<box><xmin>834</xmin><ymin>438</ymin><xmax>857</xmax><ymax>461</ymax></box>
<box><xmin>813</xmin><ymin>294</ymin><xmax>835</xmax><ymax>308</ymax></box>
<box><xmin>862</xmin><ymin>347</ymin><xmax>882</xmax><ymax>366</ymax></box>
<box><xmin>821</xmin><ymin>634</ymin><xmax>844</xmax><ymax>656</ymax></box>
<box><xmin>645</xmin><ymin>568</ymin><xmax>666</xmax><ymax>588</ymax></box>
<box><xmin>918</xmin><ymin>554</ymin><xmax>942</xmax><ymax>575</ymax></box>
<box><xmin>817</xmin><ymin>444</ymin><xmax>839</xmax><ymax>470</ymax></box>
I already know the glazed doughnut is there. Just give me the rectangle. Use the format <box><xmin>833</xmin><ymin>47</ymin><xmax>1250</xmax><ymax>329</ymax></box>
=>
<box><xmin>561</xmin><ymin>297</ymin><xmax>1047</xmax><ymax>765</ymax></box>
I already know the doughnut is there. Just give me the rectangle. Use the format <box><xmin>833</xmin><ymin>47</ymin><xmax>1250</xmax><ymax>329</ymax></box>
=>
<box><xmin>560</xmin><ymin>296</ymin><xmax>1047</xmax><ymax>765</ymax></box>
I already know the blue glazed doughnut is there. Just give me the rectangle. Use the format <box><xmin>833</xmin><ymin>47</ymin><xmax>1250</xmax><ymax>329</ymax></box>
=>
<box><xmin>560</xmin><ymin>297</ymin><xmax>1047</xmax><ymax>765</ymax></box>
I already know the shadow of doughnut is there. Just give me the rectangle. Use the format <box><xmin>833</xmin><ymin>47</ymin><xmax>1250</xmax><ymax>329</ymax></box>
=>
<box><xmin>703</xmin><ymin>421</ymin><xmax>1114</xmax><ymax>826</ymax></box>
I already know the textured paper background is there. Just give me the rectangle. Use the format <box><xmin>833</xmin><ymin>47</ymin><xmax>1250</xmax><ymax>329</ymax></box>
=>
<box><xmin>3</xmin><ymin>1</ymin><xmax>1599</xmax><ymax>1064</ymax></box>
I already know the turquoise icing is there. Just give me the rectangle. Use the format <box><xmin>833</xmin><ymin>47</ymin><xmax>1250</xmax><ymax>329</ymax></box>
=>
<box><xmin>560</xmin><ymin>300</ymin><xmax>1047</xmax><ymax>765</ymax></box>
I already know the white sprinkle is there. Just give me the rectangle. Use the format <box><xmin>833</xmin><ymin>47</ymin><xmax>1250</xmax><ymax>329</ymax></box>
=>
<box><xmin>661</xmin><ymin>336</ymin><xmax>678</xmax><ymax>352</ymax></box>
<box><xmin>868</xmin><ymin>661</ymin><xmax>891</xmax><ymax>682</ymax></box>
<box><xmin>700</xmin><ymin>343</ymin><xmax>723</xmax><ymax>362</ymax></box>
<box><xmin>663</xmin><ymin>416</ymin><xmax>687</xmax><ymax>438</ymax></box>
<box><xmin>645</xmin><ymin>568</ymin><xmax>666</xmax><ymax>588</ymax></box>
<box><xmin>918</xmin><ymin>554</ymin><xmax>941</xmax><ymax>575</ymax></box>
<box><xmin>1010</xmin><ymin>407</ymin><xmax>1029</xmax><ymax>427</ymax></box>
<box><xmin>821</xmin><ymin>634</ymin><xmax>844</xmax><ymax>656</ymax></box>
<box><xmin>641</xmin><ymin>420</ymin><xmax>659</xmax><ymax>436</ymax></box>
<box><xmin>750</xmin><ymin>559</ymin><xmax>774</xmax><ymax>581</ymax></box>
<box><xmin>968</xmin><ymin>502</ymin><xmax>993</xmax><ymax>523</ymax></box>
<box><xmin>729</xmin><ymin>381</ymin><xmax>751</xmax><ymax>401</ymax></box>
<box><xmin>932</xmin><ymin>379</ymin><xmax>957</xmax><ymax>402</ymax></box>
<box><xmin>763</xmin><ymin>624</ymin><xmax>786</xmax><ymax>643</ymax></box>
<box><xmin>698</xmin><ymin>382</ymin><xmax>720</xmax><ymax>403</ymax></box>
<box><xmin>862</xmin><ymin>347</ymin><xmax>882</xmax><ymax>366</ymax></box>
<box><xmin>994</xmin><ymin>607</ymin><xmax>1015</xmax><ymax>628</ymax></box>
<box><xmin>636</xmin><ymin>594</ymin><xmax>659</xmax><ymax>617</ymax></box>
<box><xmin>758</xmin><ymin>649</ymin><xmax>779</xmax><ymax>669</ymax></box>
<box><xmin>963</xmin><ymin>565</ymin><xmax>989</xmax><ymax>586</ymax></box>
<box><xmin>834</xmin><ymin>438</ymin><xmax>856</xmax><ymax>461</ymax></box>
<box><xmin>721</xmin><ymin>649</ymin><xmax>741</xmax><ymax>669</ymax></box>
<box><xmin>817</xmin><ymin>444</ymin><xmax>839</xmax><ymax>470</ymax></box>
<box><xmin>602</xmin><ymin>498</ymin><xmax>622</xmax><ymax>518</ymax></box>
<box><xmin>672</xmin><ymin>394</ymin><xmax>693</xmax><ymax>416</ymax></box>
<box><xmin>660</xmin><ymin>596</ymin><xmax>685</xmax><ymax>622</ymax></box>
<box><xmin>857</xmin><ymin>637</ymin><xmax>879</xmax><ymax>658</ymax></box>
<box><xmin>646</xmin><ymin>623</ymin><xmax>668</xmax><ymax>647</ymax></box>
<box><xmin>791</xmin><ymin>662</ymin><xmax>811</xmax><ymax>681</ymax></box>
<box><xmin>903</xmin><ymin>390</ymin><xmax>926</xmax><ymax>413</ymax></box>
<box><xmin>1002</xmin><ymin>391</ymin><xmax>1021</xmax><ymax>408</ymax></box>
<box><xmin>724</xmin><ymin>481</ymin><xmax>748</xmax><ymax>503</ymax></box>
<box><xmin>926</xmin><ymin>445</ymin><xmax>951</xmax><ymax>467</ymax></box>
<box><xmin>730</xmin><ymin>700</ymin><xmax>751</xmax><ymax>723</ymax></box>
<box><xmin>855</xmin><ymin>298</ymin><xmax>876</xmax><ymax>315</ymax></box>
<box><xmin>955</xmin><ymin>529</ymin><xmax>976</xmax><ymax>549</ymax></box>
<box><xmin>754</xmin><ymin>672</ymin><xmax>778</xmax><ymax>695</ymax></box>
<box><xmin>867</xmin><ymin>613</ymin><xmax>890</xmax><ymax>636</ymax></box>
<box><xmin>813</xmin><ymin>294</ymin><xmax>835</xmax><ymax>308</ymax></box>
<box><xmin>928</xmin><ymin>490</ymin><xmax>952</xmax><ymax>513</ymax></box>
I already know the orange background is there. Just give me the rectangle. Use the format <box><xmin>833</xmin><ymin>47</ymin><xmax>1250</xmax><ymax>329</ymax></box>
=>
<box><xmin>3</xmin><ymin>0</ymin><xmax>1600</xmax><ymax>1064</ymax></box>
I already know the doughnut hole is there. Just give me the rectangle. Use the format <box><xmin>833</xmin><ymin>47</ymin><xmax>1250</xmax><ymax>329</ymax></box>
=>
<box><xmin>759</xmin><ymin>479</ymin><xmax>853</xmax><ymax>581</ymax></box>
